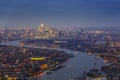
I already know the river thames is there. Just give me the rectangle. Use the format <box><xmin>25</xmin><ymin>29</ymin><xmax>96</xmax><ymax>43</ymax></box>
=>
<box><xmin>0</xmin><ymin>41</ymin><xmax>105</xmax><ymax>80</ymax></box>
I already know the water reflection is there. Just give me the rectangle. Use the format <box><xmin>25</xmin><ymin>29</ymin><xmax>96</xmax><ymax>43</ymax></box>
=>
<box><xmin>39</xmin><ymin>51</ymin><xmax>104</xmax><ymax>80</ymax></box>
<box><xmin>0</xmin><ymin>41</ymin><xmax>104</xmax><ymax>80</ymax></box>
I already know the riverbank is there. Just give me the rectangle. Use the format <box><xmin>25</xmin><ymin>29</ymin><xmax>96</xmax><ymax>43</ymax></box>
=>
<box><xmin>0</xmin><ymin>40</ymin><xmax>105</xmax><ymax>80</ymax></box>
<box><xmin>19</xmin><ymin>39</ymin><xmax>120</xmax><ymax>80</ymax></box>
<box><xmin>0</xmin><ymin>44</ymin><xmax>72</xmax><ymax>79</ymax></box>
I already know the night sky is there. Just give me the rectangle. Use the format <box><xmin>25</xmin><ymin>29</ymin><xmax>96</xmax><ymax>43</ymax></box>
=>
<box><xmin>0</xmin><ymin>0</ymin><xmax>120</xmax><ymax>28</ymax></box>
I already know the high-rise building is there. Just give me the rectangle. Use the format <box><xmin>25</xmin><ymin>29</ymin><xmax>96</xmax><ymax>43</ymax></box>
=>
<box><xmin>32</xmin><ymin>24</ymin><xmax>57</xmax><ymax>39</ymax></box>
<box><xmin>38</xmin><ymin>24</ymin><xmax>45</xmax><ymax>33</ymax></box>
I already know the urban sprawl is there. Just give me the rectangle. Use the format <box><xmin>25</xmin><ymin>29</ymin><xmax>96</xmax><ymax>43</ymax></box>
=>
<box><xmin>0</xmin><ymin>24</ymin><xmax>120</xmax><ymax>80</ymax></box>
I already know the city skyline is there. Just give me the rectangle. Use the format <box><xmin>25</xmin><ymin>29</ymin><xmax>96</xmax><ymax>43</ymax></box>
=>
<box><xmin>0</xmin><ymin>0</ymin><xmax>120</xmax><ymax>28</ymax></box>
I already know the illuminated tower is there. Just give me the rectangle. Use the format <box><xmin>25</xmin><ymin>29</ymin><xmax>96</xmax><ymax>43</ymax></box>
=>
<box><xmin>38</xmin><ymin>24</ymin><xmax>45</xmax><ymax>33</ymax></box>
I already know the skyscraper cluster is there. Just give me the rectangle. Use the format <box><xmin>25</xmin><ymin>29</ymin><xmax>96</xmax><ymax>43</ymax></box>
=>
<box><xmin>32</xmin><ymin>24</ymin><xmax>57</xmax><ymax>39</ymax></box>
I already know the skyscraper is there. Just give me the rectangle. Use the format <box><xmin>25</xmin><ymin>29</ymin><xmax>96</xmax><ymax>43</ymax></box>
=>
<box><xmin>38</xmin><ymin>24</ymin><xmax>45</xmax><ymax>33</ymax></box>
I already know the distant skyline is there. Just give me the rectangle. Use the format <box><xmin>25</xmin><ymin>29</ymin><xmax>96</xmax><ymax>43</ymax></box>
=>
<box><xmin>0</xmin><ymin>0</ymin><xmax>120</xmax><ymax>28</ymax></box>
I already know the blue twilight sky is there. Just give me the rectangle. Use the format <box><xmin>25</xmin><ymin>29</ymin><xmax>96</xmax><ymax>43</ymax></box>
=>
<box><xmin>0</xmin><ymin>0</ymin><xmax>120</xmax><ymax>28</ymax></box>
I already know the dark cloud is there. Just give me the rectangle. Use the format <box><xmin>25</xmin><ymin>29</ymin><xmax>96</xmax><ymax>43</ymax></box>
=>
<box><xmin>0</xmin><ymin>0</ymin><xmax>120</xmax><ymax>27</ymax></box>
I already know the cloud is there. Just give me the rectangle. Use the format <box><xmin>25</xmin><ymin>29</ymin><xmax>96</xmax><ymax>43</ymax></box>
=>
<box><xmin>0</xmin><ymin>0</ymin><xmax>120</xmax><ymax>27</ymax></box>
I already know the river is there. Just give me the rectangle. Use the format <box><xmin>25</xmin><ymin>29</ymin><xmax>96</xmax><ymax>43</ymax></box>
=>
<box><xmin>0</xmin><ymin>41</ymin><xmax>105</xmax><ymax>80</ymax></box>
